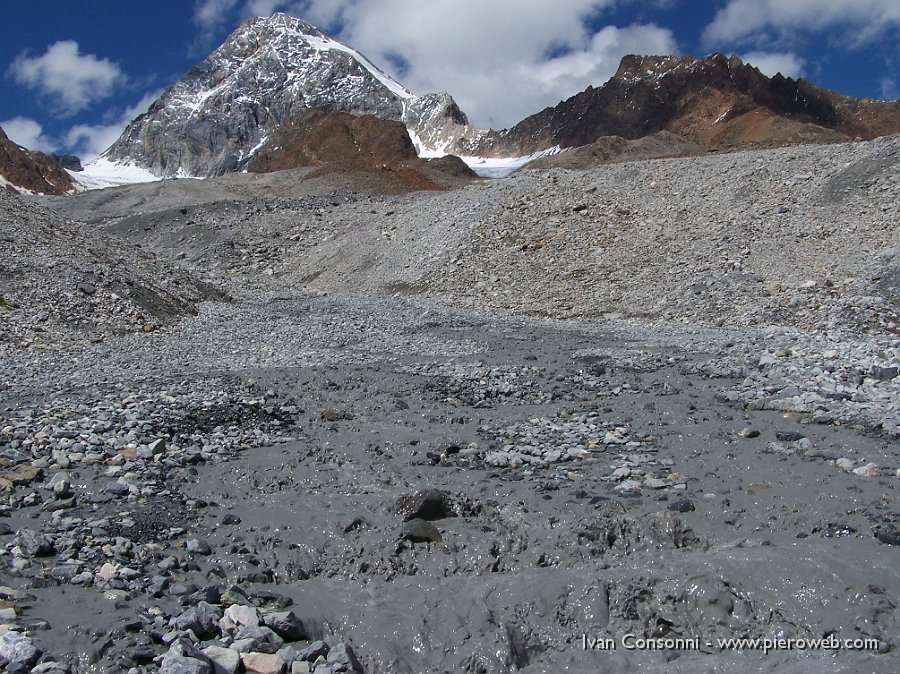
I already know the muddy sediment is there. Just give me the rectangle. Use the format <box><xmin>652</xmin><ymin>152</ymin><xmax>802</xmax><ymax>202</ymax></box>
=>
<box><xmin>0</xmin><ymin>294</ymin><xmax>896</xmax><ymax>673</ymax></box>
<box><xmin>3</xmin><ymin>136</ymin><xmax>898</xmax><ymax>672</ymax></box>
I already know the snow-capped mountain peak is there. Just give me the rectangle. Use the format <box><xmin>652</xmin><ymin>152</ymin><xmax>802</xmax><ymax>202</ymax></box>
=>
<box><xmin>102</xmin><ymin>13</ymin><xmax>476</xmax><ymax>178</ymax></box>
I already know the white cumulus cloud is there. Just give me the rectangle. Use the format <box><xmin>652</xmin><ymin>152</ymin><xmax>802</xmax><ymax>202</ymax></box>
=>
<box><xmin>233</xmin><ymin>0</ymin><xmax>678</xmax><ymax>128</ymax></box>
<box><xmin>64</xmin><ymin>90</ymin><xmax>163</xmax><ymax>162</ymax></box>
<box><xmin>7</xmin><ymin>41</ymin><xmax>126</xmax><ymax>116</ymax></box>
<box><xmin>1</xmin><ymin>116</ymin><xmax>56</xmax><ymax>153</ymax></box>
<box><xmin>741</xmin><ymin>51</ymin><xmax>805</xmax><ymax>79</ymax></box>
<box><xmin>704</xmin><ymin>0</ymin><xmax>900</xmax><ymax>48</ymax></box>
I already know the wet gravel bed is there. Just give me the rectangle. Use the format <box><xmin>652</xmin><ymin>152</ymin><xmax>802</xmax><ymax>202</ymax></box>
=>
<box><xmin>396</xmin><ymin>362</ymin><xmax>552</xmax><ymax>407</ymax></box>
<box><xmin>0</xmin><ymin>292</ymin><xmax>896</xmax><ymax>673</ymax></box>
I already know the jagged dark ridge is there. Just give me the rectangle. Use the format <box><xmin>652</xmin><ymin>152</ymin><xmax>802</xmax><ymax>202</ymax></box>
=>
<box><xmin>467</xmin><ymin>53</ymin><xmax>900</xmax><ymax>156</ymax></box>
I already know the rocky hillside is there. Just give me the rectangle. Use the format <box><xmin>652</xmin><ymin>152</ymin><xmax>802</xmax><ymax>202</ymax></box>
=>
<box><xmin>422</xmin><ymin>135</ymin><xmax>899</xmax><ymax>336</ymax></box>
<box><xmin>0</xmin><ymin>127</ymin><xmax>78</xmax><ymax>195</ymax></box>
<box><xmin>246</xmin><ymin>109</ymin><xmax>476</xmax><ymax>190</ymax></box>
<box><xmin>468</xmin><ymin>53</ymin><xmax>900</xmax><ymax>156</ymax></box>
<box><xmin>103</xmin><ymin>13</ymin><xmax>477</xmax><ymax>177</ymax></box>
<box><xmin>523</xmin><ymin>131</ymin><xmax>705</xmax><ymax>169</ymax></box>
<box><xmin>41</xmin><ymin>134</ymin><xmax>900</xmax><ymax>337</ymax></box>
<box><xmin>0</xmin><ymin>189</ymin><xmax>224</xmax><ymax>347</ymax></box>
<box><xmin>248</xmin><ymin>110</ymin><xmax>419</xmax><ymax>172</ymax></box>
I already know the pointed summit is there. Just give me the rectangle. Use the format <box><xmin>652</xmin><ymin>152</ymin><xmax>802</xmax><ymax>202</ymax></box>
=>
<box><xmin>102</xmin><ymin>13</ymin><xmax>477</xmax><ymax>177</ymax></box>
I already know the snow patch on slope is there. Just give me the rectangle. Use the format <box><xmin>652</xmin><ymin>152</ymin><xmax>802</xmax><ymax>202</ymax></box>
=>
<box><xmin>0</xmin><ymin>173</ymin><xmax>33</xmax><ymax>195</ymax></box>
<box><xmin>461</xmin><ymin>147</ymin><xmax>562</xmax><ymax>178</ymax></box>
<box><xmin>0</xmin><ymin>172</ymin><xmax>80</xmax><ymax>196</ymax></box>
<box><xmin>302</xmin><ymin>32</ymin><xmax>415</xmax><ymax>101</ymax></box>
<box><xmin>72</xmin><ymin>158</ymin><xmax>165</xmax><ymax>191</ymax></box>
<box><xmin>407</xmin><ymin>129</ymin><xmax>451</xmax><ymax>158</ymax></box>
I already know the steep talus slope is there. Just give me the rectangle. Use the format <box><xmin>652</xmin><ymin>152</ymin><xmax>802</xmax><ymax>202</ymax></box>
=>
<box><xmin>470</xmin><ymin>53</ymin><xmax>900</xmax><ymax>157</ymax></box>
<box><xmin>103</xmin><ymin>13</ymin><xmax>479</xmax><ymax>177</ymax></box>
<box><xmin>0</xmin><ymin>190</ymin><xmax>224</xmax><ymax>347</ymax></box>
<box><xmin>0</xmin><ymin>126</ymin><xmax>78</xmax><ymax>196</ymax></box>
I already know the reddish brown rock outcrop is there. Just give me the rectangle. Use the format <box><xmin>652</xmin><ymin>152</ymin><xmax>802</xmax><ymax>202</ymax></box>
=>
<box><xmin>247</xmin><ymin>110</ymin><xmax>475</xmax><ymax>191</ymax></box>
<box><xmin>0</xmin><ymin>127</ymin><xmax>77</xmax><ymax>195</ymax></box>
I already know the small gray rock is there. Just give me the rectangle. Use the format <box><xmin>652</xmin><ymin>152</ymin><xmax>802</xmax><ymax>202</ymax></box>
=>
<box><xmin>871</xmin><ymin>365</ymin><xmax>899</xmax><ymax>381</ymax></box>
<box><xmin>234</xmin><ymin>625</ymin><xmax>284</xmax><ymax>654</ymax></box>
<box><xmin>400</xmin><ymin>518</ymin><xmax>442</xmax><ymax>543</ymax></box>
<box><xmin>667</xmin><ymin>499</ymin><xmax>696</xmax><ymax>513</ymax></box>
<box><xmin>16</xmin><ymin>529</ymin><xmax>55</xmax><ymax>556</ymax></box>
<box><xmin>186</xmin><ymin>538</ymin><xmax>212</xmax><ymax>555</ymax></box>
<box><xmin>394</xmin><ymin>488</ymin><xmax>456</xmax><ymax>521</ymax></box>
<box><xmin>326</xmin><ymin>642</ymin><xmax>363</xmax><ymax>673</ymax></box>
<box><xmin>0</xmin><ymin>632</ymin><xmax>40</xmax><ymax>668</ymax></box>
<box><xmin>263</xmin><ymin>610</ymin><xmax>309</xmax><ymax>641</ymax></box>
<box><xmin>103</xmin><ymin>481</ymin><xmax>130</xmax><ymax>496</ymax></box>
<box><xmin>171</xmin><ymin>602</ymin><xmax>222</xmax><ymax>640</ymax></box>
<box><xmin>298</xmin><ymin>641</ymin><xmax>329</xmax><ymax>662</ymax></box>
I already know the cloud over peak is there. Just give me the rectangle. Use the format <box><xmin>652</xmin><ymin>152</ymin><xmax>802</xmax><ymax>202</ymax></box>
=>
<box><xmin>0</xmin><ymin>116</ymin><xmax>55</xmax><ymax>153</ymax></box>
<box><xmin>219</xmin><ymin>0</ymin><xmax>677</xmax><ymax>128</ymax></box>
<box><xmin>194</xmin><ymin>0</ymin><xmax>242</xmax><ymax>41</ymax></box>
<box><xmin>741</xmin><ymin>51</ymin><xmax>806</xmax><ymax>79</ymax></box>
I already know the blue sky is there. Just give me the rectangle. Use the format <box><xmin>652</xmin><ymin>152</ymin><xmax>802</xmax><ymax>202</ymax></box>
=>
<box><xmin>2</xmin><ymin>1</ymin><xmax>897</xmax><ymax>161</ymax></box>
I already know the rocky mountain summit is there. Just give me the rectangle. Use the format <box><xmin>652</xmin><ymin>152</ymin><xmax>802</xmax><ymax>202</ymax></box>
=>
<box><xmin>469</xmin><ymin>53</ymin><xmax>900</xmax><ymax>157</ymax></box>
<box><xmin>0</xmin><ymin>127</ymin><xmax>77</xmax><ymax>196</ymax></box>
<box><xmin>103</xmin><ymin>13</ymin><xmax>476</xmax><ymax>177</ymax></box>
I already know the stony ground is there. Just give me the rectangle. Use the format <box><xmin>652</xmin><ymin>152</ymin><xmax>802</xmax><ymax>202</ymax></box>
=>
<box><xmin>0</xmin><ymin>190</ymin><xmax>224</xmax><ymax>348</ymax></box>
<box><xmin>1</xmin><ymin>136</ymin><xmax>896</xmax><ymax>673</ymax></box>
<box><xmin>42</xmin><ymin>135</ymin><xmax>898</xmax><ymax>336</ymax></box>
<box><xmin>0</xmin><ymin>294</ymin><xmax>897</xmax><ymax>673</ymax></box>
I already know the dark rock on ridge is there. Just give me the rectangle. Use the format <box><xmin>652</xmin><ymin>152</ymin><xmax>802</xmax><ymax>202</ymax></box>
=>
<box><xmin>0</xmin><ymin>127</ymin><xmax>77</xmax><ymax>196</ymax></box>
<box><xmin>469</xmin><ymin>53</ymin><xmax>900</xmax><ymax>157</ymax></box>
<box><xmin>49</xmin><ymin>153</ymin><xmax>83</xmax><ymax>172</ymax></box>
